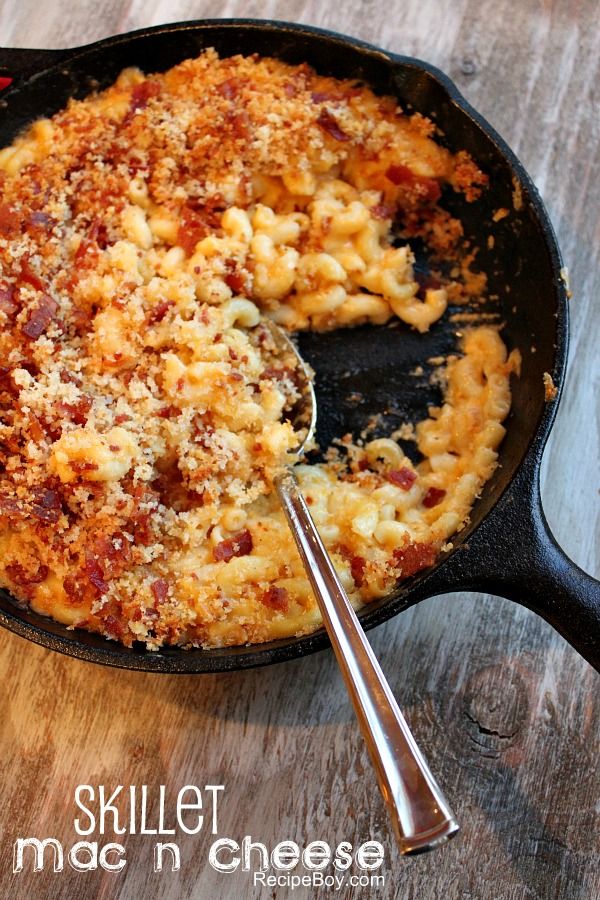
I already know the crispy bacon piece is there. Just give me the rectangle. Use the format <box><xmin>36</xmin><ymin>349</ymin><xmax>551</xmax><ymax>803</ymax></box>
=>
<box><xmin>422</xmin><ymin>487</ymin><xmax>446</xmax><ymax>508</ymax></box>
<box><xmin>18</xmin><ymin>257</ymin><xmax>46</xmax><ymax>292</ymax></box>
<box><xmin>92</xmin><ymin>532</ymin><xmax>131</xmax><ymax>579</ymax></box>
<box><xmin>147</xmin><ymin>300</ymin><xmax>174</xmax><ymax>324</ymax></box>
<box><xmin>30</xmin><ymin>487</ymin><xmax>62</xmax><ymax>524</ymax></box>
<box><xmin>0</xmin><ymin>284</ymin><xmax>18</xmax><ymax>317</ymax></box>
<box><xmin>338</xmin><ymin>544</ymin><xmax>367</xmax><ymax>587</ymax></box>
<box><xmin>216</xmin><ymin>78</ymin><xmax>240</xmax><ymax>99</ymax></box>
<box><xmin>387</xmin><ymin>467</ymin><xmax>417</xmax><ymax>491</ymax></box>
<box><xmin>177</xmin><ymin>205</ymin><xmax>210</xmax><ymax>255</ymax></box>
<box><xmin>0</xmin><ymin>203</ymin><xmax>22</xmax><ymax>238</ymax></box>
<box><xmin>84</xmin><ymin>551</ymin><xmax>109</xmax><ymax>595</ymax></box>
<box><xmin>317</xmin><ymin>108</ymin><xmax>350</xmax><ymax>142</ymax></box>
<box><xmin>213</xmin><ymin>529</ymin><xmax>253</xmax><ymax>563</ymax></box>
<box><xmin>22</xmin><ymin>294</ymin><xmax>58</xmax><ymax>340</ymax></box>
<box><xmin>28</xmin><ymin>211</ymin><xmax>53</xmax><ymax>232</ymax></box>
<box><xmin>350</xmin><ymin>555</ymin><xmax>367</xmax><ymax>587</ymax></box>
<box><xmin>124</xmin><ymin>80</ymin><xmax>161</xmax><ymax>123</ymax></box>
<box><xmin>385</xmin><ymin>164</ymin><xmax>441</xmax><ymax>203</ymax></box>
<box><xmin>68</xmin><ymin>460</ymin><xmax>99</xmax><ymax>474</ymax></box>
<box><xmin>56</xmin><ymin>395</ymin><xmax>93</xmax><ymax>426</ymax></box>
<box><xmin>104</xmin><ymin>614</ymin><xmax>125</xmax><ymax>639</ymax></box>
<box><xmin>6</xmin><ymin>561</ymin><xmax>48</xmax><ymax>585</ymax></box>
<box><xmin>151</xmin><ymin>578</ymin><xmax>169</xmax><ymax>604</ymax></box>
<box><xmin>0</xmin><ymin>493</ymin><xmax>21</xmax><ymax>518</ymax></box>
<box><xmin>157</xmin><ymin>404</ymin><xmax>181</xmax><ymax>419</ymax></box>
<box><xmin>311</xmin><ymin>90</ymin><xmax>345</xmax><ymax>104</ymax></box>
<box><xmin>260</xmin><ymin>586</ymin><xmax>289</xmax><ymax>611</ymax></box>
<box><xmin>393</xmin><ymin>541</ymin><xmax>437</xmax><ymax>578</ymax></box>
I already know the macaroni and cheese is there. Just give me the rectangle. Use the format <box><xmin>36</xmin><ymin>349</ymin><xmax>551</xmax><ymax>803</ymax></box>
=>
<box><xmin>0</xmin><ymin>50</ymin><xmax>519</xmax><ymax>648</ymax></box>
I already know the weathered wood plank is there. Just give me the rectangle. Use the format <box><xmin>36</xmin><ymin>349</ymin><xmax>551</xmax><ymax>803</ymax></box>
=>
<box><xmin>0</xmin><ymin>1</ymin><xmax>598</xmax><ymax>898</ymax></box>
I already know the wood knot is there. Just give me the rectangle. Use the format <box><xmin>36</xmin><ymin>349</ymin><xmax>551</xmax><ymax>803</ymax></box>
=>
<box><xmin>460</xmin><ymin>56</ymin><xmax>478</xmax><ymax>76</ymax></box>
<box><xmin>462</xmin><ymin>665</ymin><xmax>529</xmax><ymax>759</ymax></box>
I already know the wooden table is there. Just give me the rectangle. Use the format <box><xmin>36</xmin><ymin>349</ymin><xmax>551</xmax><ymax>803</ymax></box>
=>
<box><xmin>0</xmin><ymin>2</ymin><xmax>598</xmax><ymax>897</ymax></box>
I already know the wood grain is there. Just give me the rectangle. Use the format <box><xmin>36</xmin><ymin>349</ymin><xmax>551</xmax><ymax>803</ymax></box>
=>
<box><xmin>0</xmin><ymin>1</ymin><xmax>598</xmax><ymax>898</ymax></box>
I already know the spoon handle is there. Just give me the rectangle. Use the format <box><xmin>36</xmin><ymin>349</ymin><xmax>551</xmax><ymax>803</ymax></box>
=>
<box><xmin>275</xmin><ymin>468</ymin><xmax>459</xmax><ymax>855</ymax></box>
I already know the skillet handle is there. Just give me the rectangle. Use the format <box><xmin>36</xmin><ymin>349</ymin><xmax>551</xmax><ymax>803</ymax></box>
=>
<box><xmin>0</xmin><ymin>47</ymin><xmax>69</xmax><ymax>87</ymax></box>
<box><xmin>436</xmin><ymin>459</ymin><xmax>600</xmax><ymax>670</ymax></box>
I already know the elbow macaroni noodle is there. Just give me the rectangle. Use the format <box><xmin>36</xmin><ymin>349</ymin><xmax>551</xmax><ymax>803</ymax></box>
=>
<box><xmin>0</xmin><ymin>50</ymin><xmax>518</xmax><ymax>649</ymax></box>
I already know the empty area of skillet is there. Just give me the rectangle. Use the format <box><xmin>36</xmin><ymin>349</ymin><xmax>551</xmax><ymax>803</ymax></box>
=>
<box><xmin>0</xmin><ymin>21</ymin><xmax>566</xmax><ymax>671</ymax></box>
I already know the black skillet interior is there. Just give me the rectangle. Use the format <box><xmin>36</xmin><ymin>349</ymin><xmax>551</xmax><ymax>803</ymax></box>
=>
<box><xmin>0</xmin><ymin>19</ymin><xmax>594</xmax><ymax>673</ymax></box>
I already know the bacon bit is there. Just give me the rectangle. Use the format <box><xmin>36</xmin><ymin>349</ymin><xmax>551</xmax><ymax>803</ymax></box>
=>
<box><xmin>151</xmin><ymin>578</ymin><xmax>169</xmax><ymax>604</ymax></box>
<box><xmin>0</xmin><ymin>284</ymin><xmax>18</xmax><ymax>317</ymax></box>
<box><xmin>213</xmin><ymin>528</ymin><xmax>253</xmax><ymax>563</ymax></box>
<box><xmin>104</xmin><ymin>614</ymin><xmax>124</xmax><ymax>639</ymax></box>
<box><xmin>216</xmin><ymin>78</ymin><xmax>239</xmax><ymax>99</ymax></box>
<box><xmin>18</xmin><ymin>257</ymin><xmax>46</xmax><ymax>292</ymax></box>
<box><xmin>130</xmin><ymin>510</ymin><xmax>153</xmax><ymax>545</ymax></box>
<box><xmin>350</xmin><ymin>555</ymin><xmax>367</xmax><ymax>587</ymax></box>
<box><xmin>228</xmin><ymin>346</ymin><xmax>239</xmax><ymax>361</ymax></box>
<box><xmin>177</xmin><ymin>205</ymin><xmax>210</xmax><ymax>255</ymax></box>
<box><xmin>0</xmin><ymin>203</ymin><xmax>22</xmax><ymax>238</ymax></box>
<box><xmin>338</xmin><ymin>544</ymin><xmax>367</xmax><ymax>587</ymax></box>
<box><xmin>260</xmin><ymin>586</ymin><xmax>289</xmax><ymax>611</ymax></box>
<box><xmin>56</xmin><ymin>395</ymin><xmax>92</xmax><ymax>426</ymax></box>
<box><xmin>0</xmin><ymin>494</ymin><xmax>21</xmax><ymax>517</ymax></box>
<box><xmin>260</xmin><ymin>365</ymin><xmax>292</xmax><ymax>382</ymax></box>
<box><xmin>59</xmin><ymin>368</ymin><xmax>80</xmax><ymax>385</ymax></box>
<box><xmin>6</xmin><ymin>561</ymin><xmax>48</xmax><ymax>585</ymax></box>
<box><xmin>114</xmin><ymin>413</ymin><xmax>130</xmax><ymax>424</ymax></box>
<box><xmin>385</xmin><ymin>164</ymin><xmax>415</xmax><ymax>185</ymax></box>
<box><xmin>311</xmin><ymin>90</ymin><xmax>345</xmax><ymax>104</ymax></box>
<box><xmin>224</xmin><ymin>268</ymin><xmax>247</xmax><ymax>294</ymax></box>
<box><xmin>147</xmin><ymin>299</ymin><xmax>174</xmax><ymax>324</ymax></box>
<box><xmin>22</xmin><ymin>294</ymin><xmax>58</xmax><ymax>340</ymax></box>
<box><xmin>27</xmin><ymin>413</ymin><xmax>46</xmax><ymax>443</ymax></box>
<box><xmin>84</xmin><ymin>551</ymin><xmax>109</xmax><ymax>594</ymax></box>
<box><xmin>393</xmin><ymin>541</ymin><xmax>437</xmax><ymax>578</ymax></box>
<box><xmin>387</xmin><ymin>467</ymin><xmax>417</xmax><ymax>491</ymax></box>
<box><xmin>30</xmin><ymin>487</ymin><xmax>62</xmax><ymax>524</ymax></box>
<box><xmin>385</xmin><ymin>164</ymin><xmax>441</xmax><ymax>202</ymax></box>
<box><xmin>227</xmin><ymin>109</ymin><xmax>250</xmax><ymax>139</ymax></box>
<box><xmin>125</xmin><ymin>80</ymin><xmax>161</xmax><ymax>122</ymax></box>
<box><xmin>213</xmin><ymin>332</ymin><xmax>222</xmax><ymax>343</ymax></box>
<box><xmin>157</xmin><ymin>404</ymin><xmax>180</xmax><ymax>419</ymax></box>
<box><xmin>422</xmin><ymin>487</ymin><xmax>446</xmax><ymax>508</ymax></box>
<box><xmin>28</xmin><ymin>211</ymin><xmax>53</xmax><ymax>231</ymax></box>
<box><xmin>88</xmin><ymin>218</ymin><xmax>109</xmax><ymax>250</ymax></box>
<box><xmin>92</xmin><ymin>532</ymin><xmax>131</xmax><ymax>579</ymax></box>
<box><xmin>317</xmin><ymin>108</ymin><xmax>350</xmax><ymax>142</ymax></box>
<box><xmin>74</xmin><ymin>238</ymin><xmax>96</xmax><ymax>263</ymax></box>
<box><xmin>69</xmin><ymin>460</ymin><xmax>99</xmax><ymax>474</ymax></box>
<box><xmin>0</xmin><ymin>77</ymin><xmax>13</xmax><ymax>91</ymax></box>
<box><xmin>283</xmin><ymin>81</ymin><xmax>297</xmax><ymax>98</ymax></box>
<box><xmin>230</xmin><ymin>372</ymin><xmax>243</xmax><ymax>382</ymax></box>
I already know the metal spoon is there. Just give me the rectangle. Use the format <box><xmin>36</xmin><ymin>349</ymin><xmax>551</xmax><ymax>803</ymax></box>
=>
<box><xmin>266</xmin><ymin>321</ymin><xmax>460</xmax><ymax>855</ymax></box>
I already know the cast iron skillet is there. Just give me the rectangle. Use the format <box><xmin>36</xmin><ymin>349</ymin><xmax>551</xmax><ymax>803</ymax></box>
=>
<box><xmin>0</xmin><ymin>19</ymin><xmax>598</xmax><ymax>673</ymax></box>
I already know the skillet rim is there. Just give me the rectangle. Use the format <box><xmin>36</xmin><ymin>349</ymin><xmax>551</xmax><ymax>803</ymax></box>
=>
<box><xmin>0</xmin><ymin>18</ymin><xmax>569</xmax><ymax>672</ymax></box>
